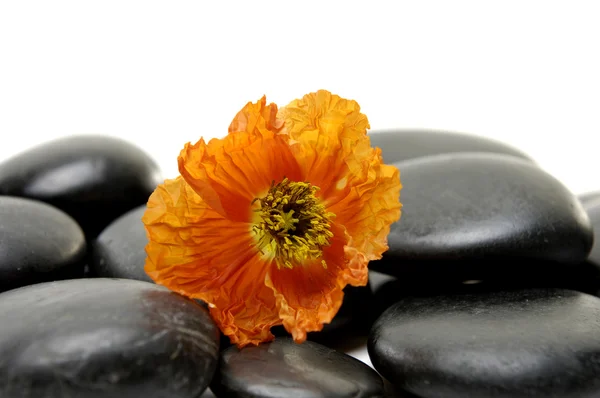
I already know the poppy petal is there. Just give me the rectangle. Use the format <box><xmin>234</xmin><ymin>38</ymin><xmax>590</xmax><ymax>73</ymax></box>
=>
<box><xmin>328</xmin><ymin>161</ymin><xmax>402</xmax><ymax>261</ymax></box>
<box><xmin>143</xmin><ymin>177</ymin><xmax>280</xmax><ymax>347</ymax></box>
<box><xmin>209</xmin><ymin>253</ymin><xmax>281</xmax><ymax>347</ymax></box>
<box><xmin>264</xmin><ymin>223</ymin><xmax>365</xmax><ymax>343</ymax></box>
<box><xmin>178</xmin><ymin>97</ymin><xmax>302</xmax><ymax>222</ymax></box>
<box><xmin>280</xmin><ymin>90</ymin><xmax>402</xmax><ymax>261</ymax></box>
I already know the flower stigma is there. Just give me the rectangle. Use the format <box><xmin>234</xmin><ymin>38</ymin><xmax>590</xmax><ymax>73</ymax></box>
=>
<box><xmin>252</xmin><ymin>178</ymin><xmax>335</xmax><ymax>270</ymax></box>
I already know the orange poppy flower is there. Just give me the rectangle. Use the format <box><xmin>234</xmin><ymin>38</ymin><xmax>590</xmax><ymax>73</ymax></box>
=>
<box><xmin>143</xmin><ymin>90</ymin><xmax>402</xmax><ymax>348</ymax></box>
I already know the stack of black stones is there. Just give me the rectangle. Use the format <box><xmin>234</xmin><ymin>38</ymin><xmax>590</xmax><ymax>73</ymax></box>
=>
<box><xmin>0</xmin><ymin>131</ymin><xmax>599</xmax><ymax>398</ymax></box>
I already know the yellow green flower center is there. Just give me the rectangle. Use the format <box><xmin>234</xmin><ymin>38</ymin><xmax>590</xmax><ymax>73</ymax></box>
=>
<box><xmin>252</xmin><ymin>178</ymin><xmax>334</xmax><ymax>270</ymax></box>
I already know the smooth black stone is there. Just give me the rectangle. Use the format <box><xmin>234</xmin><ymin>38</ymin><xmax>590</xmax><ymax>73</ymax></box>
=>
<box><xmin>368</xmin><ymin>129</ymin><xmax>533</xmax><ymax>164</ymax></box>
<box><xmin>92</xmin><ymin>205</ymin><xmax>151</xmax><ymax>282</ymax></box>
<box><xmin>367</xmin><ymin>274</ymin><xmax>548</xmax><ymax>326</ymax></box>
<box><xmin>577</xmin><ymin>196</ymin><xmax>600</xmax><ymax>293</ymax></box>
<box><xmin>581</xmin><ymin>200</ymin><xmax>600</xmax><ymax>275</ymax></box>
<box><xmin>371</xmin><ymin>153</ymin><xmax>593</xmax><ymax>280</ymax></box>
<box><xmin>320</xmin><ymin>283</ymin><xmax>374</xmax><ymax>336</ymax></box>
<box><xmin>0</xmin><ymin>135</ymin><xmax>162</xmax><ymax>238</ymax></box>
<box><xmin>368</xmin><ymin>289</ymin><xmax>600</xmax><ymax>398</ymax></box>
<box><xmin>372</xmin><ymin>261</ymin><xmax>600</xmax><ymax>321</ymax></box>
<box><xmin>579</xmin><ymin>191</ymin><xmax>600</xmax><ymax>208</ymax></box>
<box><xmin>370</xmin><ymin>278</ymin><xmax>479</xmax><ymax>325</ymax></box>
<box><xmin>201</xmin><ymin>388</ymin><xmax>217</xmax><ymax>398</ymax></box>
<box><xmin>368</xmin><ymin>271</ymin><xmax>396</xmax><ymax>292</ymax></box>
<box><xmin>371</xmin><ymin>260</ymin><xmax>600</xmax><ymax>317</ymax></box>
<box><xmin>211</xmin><ymin>338</ymin><xmax>383</xmax><ymax>398</ymax></box>
<box><xmin>0</xmin><ymin>278</ymin><xmax>220</xmax><ymax>398</ymax></box>
<box><xmin>0</xmin><ymin>196</ymin><xmax>86</xmax><ymax>292</ymax></box>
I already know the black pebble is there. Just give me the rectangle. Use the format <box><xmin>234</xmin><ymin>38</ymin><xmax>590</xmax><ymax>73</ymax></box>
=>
<box><xmin>577</xmin><ymin>197</ymin><xmax>600</xmax><ymax>295</ymax></box>
<box><xmin>93</xmin><ymin>205</ymin><xmax>151</xmax><ymax>282</ymax></box>
<box><xmin>369</xmin><ymin>129</ymin><xmax>533</xmax><ymax>164</ymax></box>
<box><xmin>368</xmin><ymin>289</ymin><xmax>600</xmax><ymax>398</ymax></box>
<box><xmin>0</xmin><ymin>196</ymin><xmax>86</xmax><ymax>292</ymax></box>
<box><xmin>581</xmin><ymin>196</ymin><xmax>600</xmax><ymax>265</ymax></box>
<box><xmin>0</xmin><ymin>135</ymin><xmax>162</xmax><ymax>238</ymax></box>
<box><xmin>0</xmin><ymin>278</ymin><xmax>220</xmax><ymax>398</ymax></box>
<box><xmin>578</xmin><ymin>191</ymin><xmax>600</xmax><ymax>207</ymax></box>
<box><xmin>371</xmin><ymin>153</ymin><xmax>593</xmax><ymax>282</ymax></box>
<box><xmin>212</xmin><ymin>337</ymin><xmax>383</xmax><ymax>398</ymax></box>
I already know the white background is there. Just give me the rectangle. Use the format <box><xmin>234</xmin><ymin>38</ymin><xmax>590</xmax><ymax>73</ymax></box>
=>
<box><xmin>1</xmin><ymin>1</ymin><xmax>599</xmax><ymax>196</ymax></box>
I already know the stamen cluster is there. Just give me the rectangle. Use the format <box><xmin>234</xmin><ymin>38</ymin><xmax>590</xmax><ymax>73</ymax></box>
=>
<box><xmin>253</xmin><ymin>178</ymin><xmax>334</xmax><ymax>269</ymax></box>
